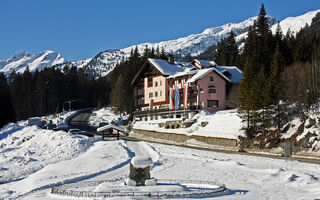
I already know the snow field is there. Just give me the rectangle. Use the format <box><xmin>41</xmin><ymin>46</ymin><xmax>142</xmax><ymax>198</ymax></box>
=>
<box><xmin>0</xmin><ymin>124</ymin><xmax>95</xmax><ymax>185</ymax></box>
<box><xmin>133</xmin><ymin>109</ymin><xmax>244</xmax><ymax>139</ymax></box>
<box><xmin>0</xmin><ymin>140</ymin><xmax>130</xmax><ymax>199</ymax></box>
<box><xmin>149</xmin><ymin>143</ymin><xmax>320</xmax><ymax>200</ymax></box>
<box><xmin>1</xmin><ymin>134</ymin><xmax>319</xmax><ymax>199</ymax></box>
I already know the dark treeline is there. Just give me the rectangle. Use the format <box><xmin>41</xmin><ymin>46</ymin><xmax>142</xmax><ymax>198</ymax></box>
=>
<box><xmin>109</xmin><ymin>46</ymin><xmax>166</xmax><ymax>113</ymax></box>
<box><xmin>0</xmin><ymin>65</ymin><xmax>110</xmax><ymax>127</ymax></box>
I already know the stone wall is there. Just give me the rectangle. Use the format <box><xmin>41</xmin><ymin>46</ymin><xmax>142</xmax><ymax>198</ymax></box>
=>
<box><xmin>132</xmin><ymin>129</ymin><xmax>237</xmax><ymax>147</ymax></box>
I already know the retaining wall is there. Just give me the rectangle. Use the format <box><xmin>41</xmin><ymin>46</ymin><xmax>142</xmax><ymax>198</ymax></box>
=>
<box><xmin>132</xmin><ymin>129</ymin><xmax>237</xmax><ymax>147</ymax></box>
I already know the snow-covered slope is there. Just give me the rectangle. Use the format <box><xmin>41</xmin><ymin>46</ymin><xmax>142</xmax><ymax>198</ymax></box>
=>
<box><xmin>0</xmin><ymin>50</ymin><xmax>66</xmax><ymax>75</ymax></box>
<box><xmin>271</xmin><ymin>9</ymin><xmax>320</xmax><ymax>35</ymax></box>
<box><xmin>1</xmin><ymin>9</ymin><xmax>319</xmax><ymax>77</ymax></box>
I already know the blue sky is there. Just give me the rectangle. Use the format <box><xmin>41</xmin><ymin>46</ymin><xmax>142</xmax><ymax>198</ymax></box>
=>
<box><xmin>0</xmin><ymin>0</ymin><xmax>319</xmax><ymax>61</ymax></box>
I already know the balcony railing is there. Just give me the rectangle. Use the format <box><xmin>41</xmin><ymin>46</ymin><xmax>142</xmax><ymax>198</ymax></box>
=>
<box><xmin>133</xmin><ymin>105</ymin><xmax>201</xmax><ymax>116</ymax></box>
<box><xmin>147</xmin><ymin>82</ymin><xmax>153</xmax><ymax>87</ymax></box>
<box><xmin>137</xmin><ymin>89</ymin><xmax>144</xmax><ymax>96</ymax></box>
<box><xmin>137</xmin><ymin>99</ymin><xmax>145</xmax><ymax>106</ymax></box>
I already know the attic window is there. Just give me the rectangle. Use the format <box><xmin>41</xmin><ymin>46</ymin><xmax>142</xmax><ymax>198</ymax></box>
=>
<box><xmin>210</xmin><ymin>76</ymin><xmax>214</xmax><ymax>82</ymax></box>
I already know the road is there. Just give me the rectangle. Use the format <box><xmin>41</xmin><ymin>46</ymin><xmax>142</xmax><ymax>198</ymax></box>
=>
<box><xmin>68</xmin><ymin>108</ymin><xmax>97</xmax><ymax>134</ymax></box>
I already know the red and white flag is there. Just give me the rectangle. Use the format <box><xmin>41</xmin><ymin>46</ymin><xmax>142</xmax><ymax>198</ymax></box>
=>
<box><xmin>169</xmin><ymin>87</ymin><xmax>175</xmax><ymax>110</ymax></box>
<box><xmin>184</xmin><ymin>84</ymin><xmax>188</xmax><ymax>109</ymax></box>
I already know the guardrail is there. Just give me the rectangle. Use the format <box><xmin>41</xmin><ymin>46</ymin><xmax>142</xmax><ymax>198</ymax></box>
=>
<box><xmin>51</xmin><ymin>179</ymin><xmax>226</xmax><ymax>198</ymax></box>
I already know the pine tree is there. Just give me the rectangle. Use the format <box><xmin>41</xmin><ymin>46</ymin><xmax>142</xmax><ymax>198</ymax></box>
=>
<box><xmin>238</xmin><ymin>4</ymin><xmax>274</xmax><ymax>137</ymax></box>
<box><xmin>110</xmin><ymin>74</ymin><xmax>126</xmax><ymax>112</ymax></box>
<box><xmin>226</xmin><ymin>30</ymin><xmax>239</xmax><ymax>66</ymax></box>
<box><xmin>214</xmin><ymin>39</ymin><xmax>227</xmax><ymax>65</ymax></box>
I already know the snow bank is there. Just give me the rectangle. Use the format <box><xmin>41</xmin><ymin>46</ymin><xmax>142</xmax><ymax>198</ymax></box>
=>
<box><xmin>127</xmin><ymin>141</ymin><xmax>159</xmax><ymax>168</ymax></box>
<box><xmin>133</xmin><ymin>109</ymin><xmax>244</xmax><ymax>140</ymax></box>
<box><xmin>0</xmin><ymin>124</ymin><xmax>94</xmax><ymax>183</ymax></box>
<box><xmin>89</xmin><ymin>107</ymin><xmax>127</xmax><ymax>127</ymax></box>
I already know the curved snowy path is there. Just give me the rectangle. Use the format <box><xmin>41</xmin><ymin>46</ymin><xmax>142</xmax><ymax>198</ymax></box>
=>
<box><xmin>1</xmin><ymin>140</ymin><xmax>131</xmax><ymax>199</ymax></box>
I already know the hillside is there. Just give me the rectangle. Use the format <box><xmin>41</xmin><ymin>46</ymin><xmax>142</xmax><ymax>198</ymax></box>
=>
<box><xmin>0</xmin><ymin>9</ymin><xmax>319</xmax><ymax>77</ymax></box>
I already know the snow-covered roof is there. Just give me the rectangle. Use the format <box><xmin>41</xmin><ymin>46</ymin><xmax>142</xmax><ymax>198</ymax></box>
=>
<box><xmin>186</xmin><ymin>68</ymin><xmax>231</xmax><ymax>83</ymax></box>
<box><xmin>97</xmin><ymin>124</ymin><xmax>129</xmax><ymax>133</ymax></box>
<box><xmin>167</xmin><ymin>70</ymin><xmax>198</xmax><ymax>79</ymax></box>
<box><xmin>216</xmin><ymin>66</ymin><xmax>242</xmax><ymax>83</ymax></box>
<box><xmin>148</xmin><ymin>58</ymin><xmax>195</xmax><ymax>76</ymax></box>
<box><xmin>193</xmin><ymin>59</ymin><xmax>216</xmax><ymax>67</ymax></box>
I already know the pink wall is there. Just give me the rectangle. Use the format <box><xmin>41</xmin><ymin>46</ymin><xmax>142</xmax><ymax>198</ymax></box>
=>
<box><xmin>197</xmin><ymin>71</ymin><xmax>226</xmax><ymax>111</ymax></box>
<box><xmin>144</xmin><ymin>76</ymin><xmax>168</xmax><ymax>109</ymax></box>
<box><xmin>142</xmin><ymin>71</ymin><xmax>226</xmax><ymax>111</ymax></box>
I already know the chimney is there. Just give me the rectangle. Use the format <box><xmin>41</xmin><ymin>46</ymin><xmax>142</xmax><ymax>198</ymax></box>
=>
<box><xmin>168</xmin><ymin>55</ymin><xmax>174</xmax><ymax>64</ymax></box>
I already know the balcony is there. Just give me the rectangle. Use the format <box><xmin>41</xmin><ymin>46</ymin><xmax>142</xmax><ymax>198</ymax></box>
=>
<box><xmin>137</xmin><ymin>99</ymin><xmax>145</xmax><ymax>106</ymax></box>
<box><xmin>147</xmin><ymin>82</ymin><xmax>153</xmax><ymax>88</ymax></box>
<box><xmin>137</xmin><ymin>89</ymin><xmax>144</xmax><ymax>96</ymax></box>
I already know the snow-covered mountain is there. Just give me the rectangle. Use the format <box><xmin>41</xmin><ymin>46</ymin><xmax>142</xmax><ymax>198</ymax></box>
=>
<box><xmin>0</xmin><ymin>50</ymin><xmax>66</xmax><ymax>75</ymax></box>
<box><xmin>1</xmin><ymin>9</ymin><xmax>319</xmax><ymax>77</ymax></box>
<box><xmin>270</xmin><ymin>9</ymin><xmax>320</xmax><ymax>34</ymax></box>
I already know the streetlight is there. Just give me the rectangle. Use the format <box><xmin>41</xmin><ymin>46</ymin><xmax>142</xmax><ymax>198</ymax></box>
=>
<box><xmin>63</xmin><ymin>100</ymin><xmax>76</xmax><ymax>112</ymax></box>
<box><xmin>41</xmin><ymin>80</ymin><xmax>50</xmax><ymax>116</ymax></box>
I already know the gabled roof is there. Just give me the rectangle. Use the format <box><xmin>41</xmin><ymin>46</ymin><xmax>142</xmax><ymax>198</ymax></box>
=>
<box><xmin>131</xmin><ymin>58</ymin><xmax>196</xmax><ymax>86</ymax></box>
<box><xmin>215</xmin><ymin>66</ymin><xmax>243</xmax><ymax>83</ymax></box>
<box><xmin>131</xmin><ymin>58</ymin><xmax>242</xmax><ymax>86</ymax></box>
<box><xmin>186</xmin><ymin>68</ymin><xmax>231</xmax><ymax>83</ymax></box>
<box><xmin>148</xmin><ymin>58</ymin><xmax>195</xmax><ymax>75</ymax></box>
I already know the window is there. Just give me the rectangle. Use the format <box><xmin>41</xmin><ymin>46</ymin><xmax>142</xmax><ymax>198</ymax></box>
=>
<box><xmin>155</xmin><ymin>81</ymin><xmax>158</xmax><ymax>87</ymax></box>
<box><xmin>208</xmin><ymin>86</ymin><xmax>216</xmax><ymax>93</ymax></box>
<box><xmin>155</xmin><ymin>91</ymin><xmax>158</xmax><ymax>97</ymax></box>
<box><xmin>149</xmin><ymin>93</ymin><xmax>153</xmax><ymax>98</ymax></box>
<box><xmin>159</xmin><ymin>80</ymin><xmax>162</xmax><ymax>86</ymax></box>
<box><xmin>147</xmin><ymin>77</ymin><xmax>153</xmax><ymax>87</ymax></box>
<box><xmin>207</xmin><ymin>100</ymin><xmax>218</xmax><ymax>108</ymax></box>
<box><xmin>160</xmin><ymin>91</ymin><xmax>162</xmax><ymax>96</ymax></box>
<box><xmin>210</xmin><ymin>76</ymin><xmax>214</xmax><ymax>82</ymax></box>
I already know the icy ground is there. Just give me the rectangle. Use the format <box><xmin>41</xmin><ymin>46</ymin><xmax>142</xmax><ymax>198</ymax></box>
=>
<box><xmin>1</xmin><ymin>124</ymin><xmax>320</xmax><ymax>199</ymax></box>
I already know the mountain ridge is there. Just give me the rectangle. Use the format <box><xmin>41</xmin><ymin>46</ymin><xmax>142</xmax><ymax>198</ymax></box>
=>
<box><xmin>1</xmin><ymin>9</ymin><xmax>319</xmax><ymax>77</ymax></box>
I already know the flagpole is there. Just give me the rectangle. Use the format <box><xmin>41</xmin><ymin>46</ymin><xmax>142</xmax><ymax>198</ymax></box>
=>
<box><xmin>183</xmin><ymin>84</ymin><xmax>185</xmax><ymax>120</ymax></box>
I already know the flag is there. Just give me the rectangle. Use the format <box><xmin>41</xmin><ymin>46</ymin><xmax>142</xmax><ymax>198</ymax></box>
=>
<box><xmin>184</xmin><ymin>84</ymin><xmax>188</xmax><ymax>109</ymax></box>
<box><xmin>174</xmin><ymin>86</ymin><xmax>180</xmax><ymax>110</ymax></box>
<box><xmin>169</xmin><ymin>87</ymin><xmax>175</xmax><ymax>110</ymax></box>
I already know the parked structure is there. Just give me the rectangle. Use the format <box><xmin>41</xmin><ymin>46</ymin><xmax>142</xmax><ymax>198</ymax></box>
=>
<box><xmin>131</xmin><ymin>56</ymin><xmax>242</xmax><ymax>121</ymax></box>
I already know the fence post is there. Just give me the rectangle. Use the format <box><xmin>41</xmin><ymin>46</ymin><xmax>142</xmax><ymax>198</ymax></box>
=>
<box><xmin>284</xmin><ymin>141</ymin><xmax>293</xmax><ymax>157</ymax></box>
